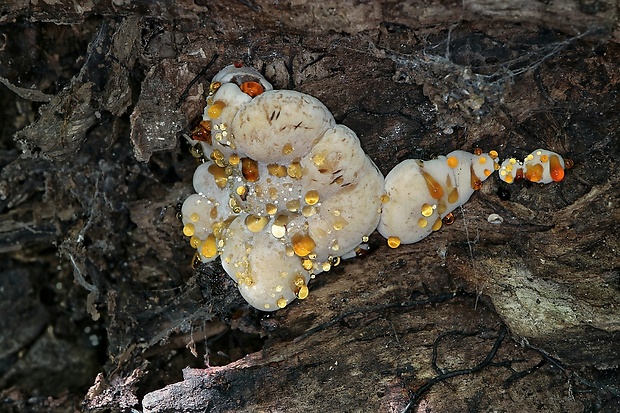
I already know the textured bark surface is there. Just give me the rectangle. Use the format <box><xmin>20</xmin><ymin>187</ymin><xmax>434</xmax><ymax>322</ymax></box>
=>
<box><xmin>0</xmin><ymin>1</ymin><xmax>618</xmax><ymax>412</ymax></box>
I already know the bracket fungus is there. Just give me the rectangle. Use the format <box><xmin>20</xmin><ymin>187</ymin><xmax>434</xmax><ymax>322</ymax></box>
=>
<box><xmin>182</xmin><ymin>64</ymin><xmax>569</xmax><ymax>311</ymax></box>
<box><xmin>182</xmin><ymin>64</ymin><xmax>384</xmax><ymax>311</ymax></box>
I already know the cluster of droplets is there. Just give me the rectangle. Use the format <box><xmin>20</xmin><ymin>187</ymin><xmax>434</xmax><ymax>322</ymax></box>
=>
<box><xmin>498</xmin><ymin>148</ymin><xmax>569</xmax><ymax>184</ymax></box>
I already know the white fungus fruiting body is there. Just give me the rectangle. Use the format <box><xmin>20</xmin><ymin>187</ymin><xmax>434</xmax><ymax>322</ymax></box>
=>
<box><xmin>182</xmin><ymin>64</ymin><xmax>384</xmax><ymax>311</ymax></box>
<box><xmin>378</xmin><ymin>150</ymin><xmax>498</xmax><ymax>246</ymax></box>
<box><xmin>498</xmin><ymin>148</ymin><xmax>566</xmax><ymax>184</ymax></box>
<box><xmin>182</xmin><ymin>65</ymin><xmax>570</xmax><ymax>312</ymax></box>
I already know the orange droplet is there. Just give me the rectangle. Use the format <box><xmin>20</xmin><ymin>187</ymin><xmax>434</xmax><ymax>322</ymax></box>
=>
<box><xmin>564</xmin><ymin>158</ymin><xmax>574</xmax><ymax>169</ymax></box>
<box><xmin>208</xmin><ymin>101</ymin><xmax>226</xmax><ymax>119</ymax></box>
<box><xmin>291</xmin><ymin>233</ymin><xmax>316</xmax><ymax>257</ymax></box>
<box><xmin>422</xmin><ymin>172</ymin><xmax>444</xmax><ymax>200</ymax></box>
<box><xmin>473</xmin><ymin>148</ymin><xmax>483</xmax><ymax>156</ymax></box>
<box><xmin>442</xmin><ymin>212</ymin><xmax>455</xmax><ymax>225</ymax></box>
<box><xmin>550</xmin><ymin>154</ymin><xmax>565</xmax><ymax>182</ymax></box>
<box><xmin>447</xmin><ymin>156</ymin><xmax>458</xmax><ymax>168</ymax></box>
<box><xmin>240</xmin><ymin>81</ymin><xmax>264</xmax><ymax>98</ymax></box>
<box><xmin>525</xmin><ymin>163</ymin><xmax>544</xmax><ymax>182</ymax></box>
<box><xmin>241</xmin><ymin>158</ymin><xmax>260</xmax><ymax>182</ymax></box>
<box><xmin>191</xmin><ymin>121</ymin><xmax>212</xmax><ymax>144</ymax></box>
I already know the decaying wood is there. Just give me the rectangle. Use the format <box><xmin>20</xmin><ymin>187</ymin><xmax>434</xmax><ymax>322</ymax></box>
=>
<box><xmin>0</xmin><ymin>1</ymin><xmax>618</xmax><ymax>412</ymax></box>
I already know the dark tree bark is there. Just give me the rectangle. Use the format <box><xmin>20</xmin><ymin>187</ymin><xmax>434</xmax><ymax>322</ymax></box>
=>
<box><xmin>0</xmin><ymin>1</ymin><xmax>618</xmax><ymax>412</ymax></box>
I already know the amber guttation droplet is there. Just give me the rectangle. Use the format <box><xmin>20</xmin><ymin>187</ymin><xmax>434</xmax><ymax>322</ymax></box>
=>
<box><xmin>447</xmin><ymin>156</ymin><xmax>458</xmax><ymax>168</ymax></box>
<box><xmin>240</xmin><ymin>81</ymin><xmax>264</xmax><ymax>98</ymax></box>
<box><xmin>208</xmin><ymin>100</ymin><xmax>226</xmax><ymax>119</ymax></box>
<box><xmin>191</xmin><ymin>121</ymin><xmax>212</xmax><ymax>144</ymax></box>
<box><xmin>540</xmin><ymin>154</ymin><xmax>549</xmax><ymax>163</ymax></box>
<box><xmin>292</xmin><ymin>233</ymin><xmax>316</xmax><ymax>257</ymax></box>
<box><xmin>276</xmin><ymin>297</ymin><xmax>288</xmax><ymax>309</ymax></box>
<box><xmin>234</xmin><ymin>61</ymin><xmax>244</xmax><ymax>68</ymax></box>
<box><xmin>209</xmin><ymin>82</ymin><xmax>222</xmax><ymax>94</ymax></box>
<box><xmin>282</xmin><ymin>143</ymin><xmax>294</xmax><ymax>155</ymax></box>
<box><xmin>183</xmin><ymin>223</ymin><xmax>195</xmax><ymax>237</ymax></box>
<box><xmin>242</xmin><ymin>158</ymin><xmax>260</xmax><ymax>182</ymax></box>
<box><xmin>190</xmin><ymin>235</ymin><xmax>201</xmax><ymax>249</ymax></box>
<box><xmin>448</xmin><ymin>188</ymin><xmax>459</xmax><ymax>204</ymax></box>
<box><xmin>417</xmin><ymin>218</ymin><xmax>428</xmax><ymax>228</ymax></box>
<box><xmin>245</xmin><ymin>215</ymin><xmax>269</xmax><ymax>233</ymax></box>
<box><xmin>201</xmin><ymin>234</ymin><xmax>218</xmax><ymax>258</ymax></box>
<box><xmin>470</xmin><ymin>165</ymin><xmax>482</xmax><ymax>190</ymax></box>
<box><xmin>229</xmin><ymin>154</ymin><xmax>240</xmax><ymax>165</ymax></box>
<box><xmin>421</xmin><ymin>203</ymin><xmax>434</xmax><ymax>217</ymax></box>
<box><xmin>422</xmin><ymin>171</ymin><xmax>444</xmax><ymax>200</ymax></box>
<box><xmin>431</xmin><ymin>218</ymin><xmax>442</xmax><ymax>231</ymax></box>
<box><xmin>287</xmin><ymin>162</ymin><xmax>303</xmax><ymax>179</ymax></box>
<box><xmin>474</xmin><ymin>148</ymin><xmax>483</xmax><ymax>156</ymax></box>
<box><xmin>525</xmin><ymin>163</ymin><xmax>544</xmax><ymax>182</ymax></box>
<box><xmin>442</xmin><ymin>212</ymin><xmax>455</xmax><ymax>225</ymax></box>
<box><xmin>515</xmin><ymin>168</ymin><xmax>524</xmax><ymax>181</ymax></box>
<box><xmin>387</xmin><ymin>236</ymin><xmax>401</xmax><ymax>248</ymax></box>
<box><xmin>267</xmin><ymin>164</ymin><xmax>288</xmax><ymax>177</ymax></box>
<box><xmin>208</xmin><ymin>164</ymin><xmax>228</xmax><ymax>189</ymax></box>
<box><xmin>304</xmin><ymin>190</ymin><xmax>320</xmax><ymax>205</ymax></box>
<box><xmin>295</xmin><ymin>276</ymin><xmax>309</xmax><ymax>299</ymax></box>
<box><xmin>489</xmin><ymin>150</ymin><xmax>499</xmax><ymax>159</ymax></box>
<box><xmin>549</xmin><ymin>154</ymin><xmax>565</xmax><ymax>182</ymax></box>
<box><xmin>564</xmin><ymin>158</ymin><xmax>574</xmax><ymax>169</ymax></box>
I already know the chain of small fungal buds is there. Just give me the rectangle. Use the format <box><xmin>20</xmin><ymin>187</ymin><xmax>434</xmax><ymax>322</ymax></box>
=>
<box><xmin>180</xmin><ymin>62</ymin><xmax>571</xmax><ymax>311</ymax></box>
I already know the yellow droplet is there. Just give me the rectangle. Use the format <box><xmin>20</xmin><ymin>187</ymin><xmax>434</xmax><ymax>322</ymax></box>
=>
<box><xmin>380</xmin><ymin>194</ymin><xmax>390</xmax><ymax>203</ymax></box>
<box><xmin>302</xmin><ymin>259</ymin><xmax>313</xmax><ymax>270</ymax></box>
<box><xmin>286</xmin><ymin>199</ymin><xmax>301</xmax><ymax>212</ymax></box>
<box><xmin>287</xmin><ymin>162</ymin><xmax>303</xmax><ymax>179</ymax></box>
<box><xmin>448</xmin><ymin>188</ymin><xmax>459</xmax><ymax>204</ymax></box>
<box><xmin>271</xmin><ymin>224</ymin><xmax>286</xmax><ymax>239</ymax></box>
<box><xmin>209</xmin><ymin>81</ymin><xmax>221</xmax><ymax>94</ymax></box>
<box><xmin>228</xmin><ymin>153</ymin><xmax>240</xmax><ymax>165</ymax></box>
<box><xmin>302</xmin><ymin>205</ymin><xmax>317</xmax><ymax>217</ymax></box>
<box><xmin>282</xmin><ymin>143</ymin><xmax>293</xmax><ymax>155</ymax></box>
<box><xmin>432</xmin><ymin>218</ymin><xmax>442</xmax><ymax>231</ymax></box>
<box><xmin>189</xmin><ymin>235</ymin><xmax>202</xmax><ymax>249</ymax></box>
<box><xmin>201</xmin><ymin>234</ymin><xmax>217</xmax><ymax>258</ymax></box>
<box><xmin>207</xmin><ymin>100</ymin><xmax>226</xmax><ymax>119</ymax></box>
<box><xmin>447</xmin><ymin>156</ymin><xmax>459</xmax><ymax>168</ymax></box>
<box><xmin>245</xmin><ymin>215</ymin><xmax>269</xmax><ymax>233</ymax></box>
<box><xmin>267</xmin><ymin>164</ymin><xmax>288</xmax><ymax>177</ymax></box>
<box><xmin>210</xmin><ymin>207</ymin><xmax>218</xmax><ymax>219</ymax></box>
<box><xmin>236</xmin><ymin>186</ymin><xmax>246</xmax><ymax>196</ymax></box>
<box><xmin>387</xmin><ymin>236</ymin><xmax>401</xmax><ymax>248</ymax></box>
<box><xmin>190</xmin><ymin>213</ymin><xmax>200</xmax><ymax>222</ymax></box>
<box><xmin>208</xmin><ymin>164</ymin><xmax>228</xmax><ymax>189</ymax></box>
<box><xmin>322</xmin><ymin>262</ymin><xmax>331</xmax><ymax>272</ymax></box>
<box><xmin>417</xmin><ymin>218</ymin><xmax>428</xmax><ymax>228</ymax></box>
<box><xmin>421</xmin><ymin>203</ymin><xmax>434</xmax><ymax>217</ymax></box>
<box><xmin>292</xmin><ymin>233</ymin><xmax>316</xmax><ymax>257</ymax></box>
<box><xmin>266</xmin><ymin>203</ymin><xmax>278</xmax><ymax>215</ymax></box>
<box><xmin>183</xmin><ymin>223</ymin><xmax>195</xmax><ymax>237</ymax></box>
<box><xmin>296</xmin><ymin>285</ymin><xmax>309</xmax><ymax>300</ymax></box>
<box><xmin>276</xmin><ymin>297</ymin><xmax>288</xmax><ymax>308</ymax></box>
<box><xmin>489</xmin><ymin>150</ymin><xmax>499</xmax><ymax>159</ymax></box>
<box><xmin>304</xmin><ymin>190</ymin><xmax>320</xmax><ymax>205</ymax></box>
<box><xmin>478</xmin><ymin>156</ymin><xmax>487</xmax><ymax>164</ymax></box>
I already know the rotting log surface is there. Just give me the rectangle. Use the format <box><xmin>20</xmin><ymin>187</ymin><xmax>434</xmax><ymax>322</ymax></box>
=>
<box><xmin>0</xmin><ymin>1</ymin><xmax>619</xmax><ymax>412</ymax></box>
